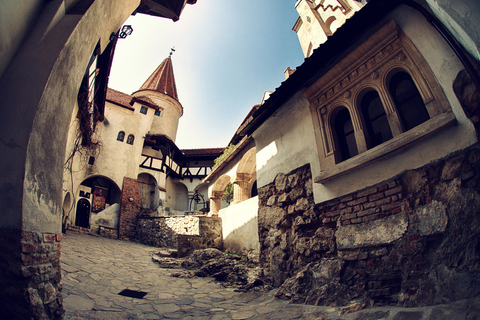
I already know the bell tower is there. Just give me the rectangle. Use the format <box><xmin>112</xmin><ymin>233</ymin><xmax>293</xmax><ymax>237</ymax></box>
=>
<box><xmin>293</xmin><ymin>0</ymin><xmax>363</xmax><ymax>58</ymax></box>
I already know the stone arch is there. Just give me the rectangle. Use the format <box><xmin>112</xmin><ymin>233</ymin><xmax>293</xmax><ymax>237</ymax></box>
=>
<box><xmin>234</xmin><ymin>147</ymin><xmax>257</xmax><ymax>204</ymax></box>
<box><xmin>75</xmin><ymin>175</ymin><xmax>122</xmax><ymax>224</ymax></box>
<box><xmin>210</xmin><ymin>175</ymin><xmax>232</xmax><ymax>215</ymax></box>
<box><xmin>190</xmin><ymin>183</ymin><xmax>209</xmax><ymax>212</ymax></box>
<box><xmin>173</xmin><ymin>181</ymin><xmax>189</xmax><ymax>212</ymax></box>
<box><xmin>137</xmin><ymin>173</ymin><xmax>159</xmax><ymax>210</ymax></box>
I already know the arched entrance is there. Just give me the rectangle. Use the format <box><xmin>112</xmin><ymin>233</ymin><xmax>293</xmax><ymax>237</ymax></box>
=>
<box><xmin>234</xmin><ymin>147</ymin><xmax>257</xmax><ymax>203</ymax></box>
<box><xmin>75</xmin><ymin>198</ymin><xmax>91</xmax><ymax>228</ymax></box>
<box><xmin>137</xmin><ymin>173</ymin><xmax>159</xmax><ymax>209</ymax></box>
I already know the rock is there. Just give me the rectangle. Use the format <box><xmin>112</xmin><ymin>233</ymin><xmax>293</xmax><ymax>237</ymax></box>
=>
<box><xmin>339</xmin><ymin>302</ymin><xmax>366</xmax><ymax>315</ymax></box>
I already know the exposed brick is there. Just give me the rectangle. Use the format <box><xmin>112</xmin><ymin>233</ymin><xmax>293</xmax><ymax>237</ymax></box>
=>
<box><xmin>381</xmin><ymin>202</ymin><xmax>402</xmax><ymax>212</ymax></box>
<box><xmin>369</xmin><ymin>192</ymin><xmax>384</xmax><ymax>202</ymax></box>
<box><xmin>351</xmin><ymin>218</ymin><xmax>362</xmax><ymax>224</ymax></box>
<box><xmin>375</xmin><ymin>197</ymin><xmax>391</xmax><ymax>206</ymax></box>
<box><xmin>378</xmin><ymin>184</ymin><xmax>388</xmax><ymax>192</ymax></box>
<box><xmin>385</xmin><ymin>185</ymin><xmax>402</xmax><ymax>197</ymax></box>
<box><xmin>340</xmin><ymin>195</ymin><xmax>354</xmax><ymax>203</ymax></box>
<box><xmin>358</xmin><ymin>187</ymin><xmax>378</xmax><ymax>197</ymax></box>
<box><xmin>343</xmin><ymin>212</ymin><xmax>357</xmax><ymax>220</ymax></box>
<box><xmin>56</xmin><ymin>233</ymin><xmax>62</xmax><ymax>242</ymax></box>
<box><xmin>347</xmin><ymin>196</ymin><xmax>368</xmax><ymax>207</ymax></box>
<box><xmin>43</xmin><ymin>233</ymin><xmax>55</xmax><ymax>243</ymax></box>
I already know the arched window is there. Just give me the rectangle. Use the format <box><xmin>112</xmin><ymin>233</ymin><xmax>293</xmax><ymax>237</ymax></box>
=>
<box><xmin>389</xmin><ymin>72</ymin><xmax>429</xmax><ymax>131</ymax></box>
<box><xmin>361</xmin><ymin>90</ymin><xmax>392</xmax><ymax>149</ymax></box>
<box><xmin>117</xmin><ymin>131</ymin><xmax>125</xmax><ymax>142</ymax></box>
<box><xmin>334</xmin><ymin>108</ymin><xmax>358</xmax><ymax>162</ymax></box>
<box><xmin>126</xmin><ymin>134</ymin><xmax>134</xmax><ymax>145</ymax></box>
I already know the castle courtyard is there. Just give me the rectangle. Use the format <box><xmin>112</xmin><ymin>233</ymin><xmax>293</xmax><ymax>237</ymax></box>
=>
<box><xmin>61</xmin><ymin>232</ymin><xmax>480</xmax><ymax>320</ymax></box>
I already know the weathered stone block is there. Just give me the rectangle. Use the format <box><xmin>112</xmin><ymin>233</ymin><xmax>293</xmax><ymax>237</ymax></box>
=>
<box><xmin>416</xmin><ymin>200</ymin><xmax>448</xmax><ymax>236</ymax></box>
<box><xmin>335</xmin><ymin>213</ymin><xmax>408</xmax><ymax>249</ymax></box>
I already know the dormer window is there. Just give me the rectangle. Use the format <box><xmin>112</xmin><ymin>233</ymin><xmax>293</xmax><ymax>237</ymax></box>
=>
<box><xmin>154</xmin><ymin>109</ymin><xmax>163</xmax><ymax>117</ymax></box>
<box><xmin>140</xmin><ymin>106</ymin><xmax>148</xmax><ymax>114</ymax></box>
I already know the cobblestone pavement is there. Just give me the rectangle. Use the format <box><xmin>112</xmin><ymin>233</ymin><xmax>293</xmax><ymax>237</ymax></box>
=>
<box><xmin>62</xmin><ymin>232</ymin><xmax>480</xmax><ymax>320</ymax></box>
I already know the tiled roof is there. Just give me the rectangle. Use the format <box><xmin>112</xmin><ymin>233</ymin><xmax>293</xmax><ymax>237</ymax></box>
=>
<box><xmin>181</xmin><ymin>148</ymin><xmax>225</xmax><ymax>157</ymax></box>
<box><xmin>131</xmin><ymin>95</ymin><xmax>158</xmax><ymax>109</ymax></box>
<box><xmin>138</xmin><ymin>57</ymin><xmax>178</xmax><ymax>101</ymax></box>
<box><xmin>106</xmin><ymin>88</ymin><xmax>133</xmax><ymax>110</ymax></box>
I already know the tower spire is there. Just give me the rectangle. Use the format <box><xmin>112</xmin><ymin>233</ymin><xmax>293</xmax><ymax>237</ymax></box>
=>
<box><xmin>137</xmin><ymin>52</ymin><xmax>178</xmax><ymax>101</ymax></box>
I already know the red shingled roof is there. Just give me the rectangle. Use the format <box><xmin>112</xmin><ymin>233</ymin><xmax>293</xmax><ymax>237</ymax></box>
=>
<box><xmin>106</xmin><ymin>88</ymin><xmax>133</xmax><ymax>110</ymax></box>
<box><xmin>137</xmin><ymin>57</ymin><xmax>178</xmax><ymax>101</ymax></box>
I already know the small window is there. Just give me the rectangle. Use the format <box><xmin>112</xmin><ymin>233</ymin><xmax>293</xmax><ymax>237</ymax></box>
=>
<box><xmin>140</xmin><ymin>106</ymin><xmax>148</xmax><ymax>115</ymax></box>
<box><xmin>361</xmin><ymin>90</ymin><xmax>392</xmax><ymax>149</ymax></box>
<box><xmin>127</xmin><ymin>134</ymin><xmax>135</xmax><ymax>145</ymax></box>
<box><xmin>154</xmin><ymin>109</ymin><xmax>163</xmax><ymax>117</ymax></box>
<box><xmin>117</xmin><ymin>131</ymin><xmax>125</xmax><ymax>142</ymax></box>
<box><xmin>334</xmin><ymin>108</ymin><xmax>358</xmax><ymax>162</ymax></box>
<box><xmin>390</xmin><ymin>72</ymin><xmax>429</xmax><ymax>131</ymax></box>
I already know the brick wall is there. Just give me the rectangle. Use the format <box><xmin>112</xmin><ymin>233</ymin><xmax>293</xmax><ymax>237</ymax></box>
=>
<box><xmin>118</xmin><ymin>177</ymin><xmax>140</xmax><ymax>240</ymax></box>
<box><xmin>258</xmin><ymin>146</ymin><xmax>480</xmax><ymax>307</ymax></box>
<box><xmin>0</xmin><ymin>229</ymin><xmax>63</xmax><ymax>319</ymax></box>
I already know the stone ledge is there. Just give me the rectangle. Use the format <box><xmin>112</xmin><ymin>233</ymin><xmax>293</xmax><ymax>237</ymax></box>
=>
<box><xmin>315</xmin><ymin>112</ymin><xmax>456</xmax><ymax>183</ymax></box>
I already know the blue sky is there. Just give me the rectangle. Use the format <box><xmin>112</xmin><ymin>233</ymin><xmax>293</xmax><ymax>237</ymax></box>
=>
<box><xmin>108</xmin><ymin>1</ymin><xmax>306</xmax><ymax>149</ymax></box>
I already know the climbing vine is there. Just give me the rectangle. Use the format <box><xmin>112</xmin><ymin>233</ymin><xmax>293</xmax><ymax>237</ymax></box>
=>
<box><xmin>62</xmin><ymin>84</ymin><xmax>103</xmax><ymax>231</ymax></box>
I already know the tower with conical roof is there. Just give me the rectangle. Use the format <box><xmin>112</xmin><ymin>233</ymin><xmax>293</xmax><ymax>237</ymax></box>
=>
<box><xmin>132</xmin><ymin>52</ymin><xmax>183</xmax><ymax>142</ymax></box>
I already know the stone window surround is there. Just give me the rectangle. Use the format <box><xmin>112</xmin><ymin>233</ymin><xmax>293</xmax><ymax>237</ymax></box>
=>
<box><xmin>304</xmin><ymin>20</ymin><xmax>455</xmax><ymax>183</ymax></box>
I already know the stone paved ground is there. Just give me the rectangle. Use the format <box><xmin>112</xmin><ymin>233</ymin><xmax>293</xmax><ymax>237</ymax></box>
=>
<box><xmin>62</xmin><ymin>232</ymin><xmax>480</xmax><ymax>320</ymax></box>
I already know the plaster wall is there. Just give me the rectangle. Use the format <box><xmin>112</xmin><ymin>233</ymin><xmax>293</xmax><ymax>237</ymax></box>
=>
<box><xmin>425</xmin><ymin>0</ymin><xmax>480</xmax><ymax>61</ymax></box>
<box><xmin>136</xmin><ymin>91</ymin><xmax>182</xmax><ymax>142</ymax></box>
<box><xmin>0</xmin><ymin>0</ymin><xmax>140</xmax><ymax>232</ymax></box>
<box><xmin>253</xmin><ymin>92</ymin><xmax>320</xmax><ymax>191</ymax></box>
<box><xmin>0</xmin><ymin>0</ymin><xmax>45</xmax><ymax>78</ymax></box>
<box><xmin>219</xmin><ymin>196</ymin><xmax>260</xmax><ymax>255</ymax></box>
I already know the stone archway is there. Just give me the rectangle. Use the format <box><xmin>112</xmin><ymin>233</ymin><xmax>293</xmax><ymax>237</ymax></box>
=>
<box><xmin>137</xmin><ymin>173</ymin><xmax>159</xmax><ymax>210</ymax></box>
<box><xmin>234</xmin><ymin>147</ymin><xmax>257</xmax><ymax>204</ymax></box>
<box><xmin>210</xmin><ymin>175</ymin><xmax>232</xmax><ymax>215</ymax></box>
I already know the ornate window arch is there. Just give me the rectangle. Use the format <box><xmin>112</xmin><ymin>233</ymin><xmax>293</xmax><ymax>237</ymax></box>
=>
<box><xmin>305</xmin><ymin>20</ymin><xmax>455</xmax><ymax>182</ymax></box>
<box><xmin>359</xmin><ymin>89</ymin><xmax>393</xmax><ymax>149</ymax></box>
<box><xmin>331</xmin><ymin>107</ymin><xmax>358</xmax><ymax>162</ymax></box>
<box><xmin>388</xmin><ymin>71</ymin><xmax>430</xmax><ymax>131</ymax></box>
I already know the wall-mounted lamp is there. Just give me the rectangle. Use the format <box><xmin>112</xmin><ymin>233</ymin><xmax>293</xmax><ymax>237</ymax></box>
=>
<box><xmin>110</xmin><ymin>25</ymin><xmax>133</xmax><ymax>41</ymax></box>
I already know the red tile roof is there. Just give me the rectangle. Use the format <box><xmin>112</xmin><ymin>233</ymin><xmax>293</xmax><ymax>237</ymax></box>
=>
<box><xmin>137</xmin><ymin>57</ymin><xmax>178</xmax><ymax>101</ymax></box>
<box><xmin>106</xmin><ymin>88</ymin><xmax>133</xmax><ymax>110</ymax></box>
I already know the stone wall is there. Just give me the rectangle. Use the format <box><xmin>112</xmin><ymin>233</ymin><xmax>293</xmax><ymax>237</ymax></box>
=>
<box><xmin>258</xmin><ymin>148</ymin><xmax>480</xmax><ymax>307</ymax></box>
<box><xmin>177</xmin><ymin>216</ymin><xmax>223</xmax><ymax>257</ymax></box>
<box><xmin>0</xmin><ymin>230</ymin><xmax>63</xmax><ymax>319</ymax></box>
<box><xmin>118</xmin><ymin>177</ymin><xmax>140</xmax><ymax>240</ymax></box>
<box><xmin>135</xmin><ymin>216</ymin><xmax>222</xmax><ymax>257</ymax></box>
<box><xmin>136</xmin><ymin>216</ymin><xmax>200</xmax><ymax>248</ymax></box>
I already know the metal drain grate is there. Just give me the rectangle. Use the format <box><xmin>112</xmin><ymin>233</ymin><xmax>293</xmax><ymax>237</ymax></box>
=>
<box><xmin>118</xmin><ymin>289</ymin><xmax>148</xmax><ymax>299</ymax></box>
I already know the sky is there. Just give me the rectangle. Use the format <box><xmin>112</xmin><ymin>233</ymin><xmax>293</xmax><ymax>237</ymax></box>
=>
<box><xmin>108</xmin><ymin>1</ymin><xmax>306</xmax><ymax>150</ymax></box>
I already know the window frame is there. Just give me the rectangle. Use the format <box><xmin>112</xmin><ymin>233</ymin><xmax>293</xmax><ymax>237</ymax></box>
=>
<box><xmin>126</xmin><ymin>134</ymin><xmax>135</xmax><ymax>145</ymax></box>
<box><xmin>117</xmin><ymin>131</ymin><xmax>125</xmax><ymax>142</ymax></box>
<box><xmin>140</xmin><ymin>106</ymin><xmax>148</xmax><ymax>115</ymax></box>
<box><xmin>305</xmin><ymin>21</ymin><xmax>455</xmax><ymax>183</ymax></box>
